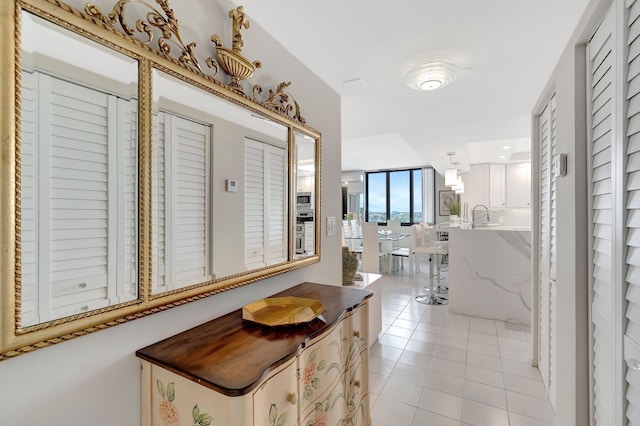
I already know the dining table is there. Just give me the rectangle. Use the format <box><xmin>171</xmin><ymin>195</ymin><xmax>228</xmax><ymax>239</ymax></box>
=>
<box><xmin>346</xmin><ymin>227</ymin><xmax>412</xmax><ymax>274</ymax></box>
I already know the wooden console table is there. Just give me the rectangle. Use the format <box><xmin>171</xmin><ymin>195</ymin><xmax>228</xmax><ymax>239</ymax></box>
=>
<box><xmin>137</xmin><ymin>283</ymin><xmax>373</xmax><ymax>425</ymax></box>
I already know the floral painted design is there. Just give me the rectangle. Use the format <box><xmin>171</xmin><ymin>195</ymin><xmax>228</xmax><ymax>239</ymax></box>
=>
<box><xmin>157</xmin><ymin>380</ymin><xmax>179</xmax><ymax>425</ymax></box>
<box><xmin>305</xmin><ymin>402</ymin><xmax>328</xmax><ymax>426</ymax></box>
<box><xmin>156</xmin><ymin>379</ymin><xmax>213</xmax><ymax>426</ymax></box>
<box><xmin>302</xmin><ymin>347</ymin><xmax>341</xmax><ymax>401</ymax></box>
<box><xmin>268</xmin><ymin>403</ymin><xmax>288</xmax><ymax>426</ymax></box>
<box><xmin>191</xmin><ymin>404</ymin><xmax>213</xmax><ymax>426</ymax></box>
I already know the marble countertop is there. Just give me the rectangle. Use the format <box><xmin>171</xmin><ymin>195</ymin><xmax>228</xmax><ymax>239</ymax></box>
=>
<box><xmin>448</xmin><ymin>227</ymin><xmax>532</xmax><ymax>324</ymax></box>
<box><xmin>444</xmin><ymin>223</ymin><xmax>531</xmax><ymax>231</ymax></box>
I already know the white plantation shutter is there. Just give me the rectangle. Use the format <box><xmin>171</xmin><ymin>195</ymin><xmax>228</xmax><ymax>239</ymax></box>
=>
<box><xmin>152</xmin><ymin>112</ymin><xmax>211</xmax><ymax>291</ymax></box>
<box><xmin>244</xmin><ymin>138</ymin><xmax>287</xmax><ymax>269</ymax></box>
<box><xmin>548</xmin><ymin>95</ymin><xmax>558</xmax><ymax>407</ymax></box>
<box><xmin>538</xmin><ymin>102</ymin><xmax>551</xmax><ymax>394</ymax></box>
<box><xmin>20</xmin><ymin>71</ymin><xmax>138</xmax><ymax>325</ymax></box>
<box><xmin>588</xmin><ymin>7</ymin><xmax>616</xmax><ymax>424</ymax></box>
<box><xmin>20</xmin><ymin>70</ymin><xmax>37</xmax><ymax>326</ymax></box>
<box><xmin>171</xmin><ymin>115</ymin><xmax>210</xmax><ymax>286</ymax></box>
<box><xmin>537</xmin><ymin>94</ymin><xmax>559</xmax><ymax>409</ymax></box>
<box><xmin>245</xmin><ymin>139</ymin><xmax>266</xmax><ymax>269</ymax></box>
<box><xmin>267</xmin><ymin>147</ymin><xmax>287</xmax><ymax>264</ymax></box>
<box><xmin>152</xmin><ymin>113</ymin><xmax>166</xmax><ymax>292</ymax></box>
<box><xmin>626</xmin><ymin>1</ymin><xmax>640</xmax><ymax>424</ymax></box>
<box><xmin>119</xmin><ymin>99</ymin><xmax>138</xmax><ymax>299</ymax></box>
<box><xmin>549</xmin><ymin>96</ymin><xmax>558</xmax><ymax>283</ymax></box>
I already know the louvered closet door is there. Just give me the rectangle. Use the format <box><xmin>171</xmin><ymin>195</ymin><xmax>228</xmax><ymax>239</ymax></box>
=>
<box><xmin>118</xmin><ymin>98</ymin><xmax>138</xmax><ymax>299</ymax></box>
<box><xmin>538</xmin><ymin>102</ymin><xmax>551</xmax><ymax>395</ymax></box>
<box><xmin>548</xmin><ymin>95</ymin><xmax>558</xmax><ymax>407</ymax></box>
<box><xmin>625</xmin><ymin>1</ymin><xmax>640</xmax><ymax>424</ymax></box>
<box><xmin>266</xmin><ymin>146</ymin><xmax>287</xmax><ymax>264</ymax></box>
<box><xmin>20</xmin><ymin>71</ymin><xmax>138</xmax><ymax>325</ymax></box>
<box><xmin>170</xmin><ymin>115</ymin><xmax>210</xmax><ymax>286</ymax></box>
<box><xmin>244</xmin><ymin>138</ymin><xmax>287</xmax><ymax>269</ymax></box>
<box><xmin>538</xmin><ymin>96</ymin><xmax>558</xmax><ymax>408</ymax></box>
<box><xmin>153</xmin><ymin>112</ymin><xmax>211</xmax><ymax>290</ymax></box>
<box><xmin>152</xmin><ymin>113</ymin><xmax>167</xmax><ymax>292</ymax></box>
<box><xmin>46</xmin><ymin>75</ymin><xmax>114</xmax><ymax>319</ymax></box>
<box><xmin>588</xmin><ymin>6</ymin><xmax>616</xmax><ymax>424</ymax></box>
<box><xmin>245</xmin><ymin>139</ymin><xmax>266</xmax><ymax>269</ymax></box>
<box><xmin>20</xmin><ymin>70</ymin><xmax>38</xmax><ymax>326</ymax></box>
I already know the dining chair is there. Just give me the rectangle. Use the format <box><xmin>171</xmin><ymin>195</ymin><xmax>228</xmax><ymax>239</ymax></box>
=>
<box><xmin>361</xmin><ymin>222</ymin><xmax>391</xmax><ymax>273</ymax></box>
<box><xmin>386</xmin><ymin>219</ymin><xmax>402</xmax><ymax>234</ymax></box>
<box><xmin>343</xmin><ymin>220</ymin><xmax>362</xmax><ymax>257</ymax></box>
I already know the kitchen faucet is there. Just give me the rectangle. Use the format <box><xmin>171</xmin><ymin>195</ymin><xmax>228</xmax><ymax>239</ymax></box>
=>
<box><xmin>471</xmin><ymin>204</ymin><xmax>490</xmax><ymax>229</ymax></box>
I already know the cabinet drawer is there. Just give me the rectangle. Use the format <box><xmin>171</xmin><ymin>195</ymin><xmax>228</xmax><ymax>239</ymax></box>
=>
<box><xmin>253</xmin><ymin>358</ymin><xmax>298</xmax><ymax>426</ymax></box>
<box><xmin>345</xmin><ymin>347</ymin><xmax>370</xmax><ymax>425</ymax></box>
<box><xmin>348</xmin><ymin>303</ymin><xmax>369</xmax><ymax>365</ymax></box>
<box><xmin>144</xmin><ymin>362</ymin><xmax>249</xmax><ymax>426</ymax></box>
<box><xmin>299</xmin><ymin>321</ymin><xmax>346</xmax><ymax>413</ymax></box>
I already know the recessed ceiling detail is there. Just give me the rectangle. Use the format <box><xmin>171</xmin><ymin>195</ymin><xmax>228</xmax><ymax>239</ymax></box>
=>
<box><xmin>404</xmin><ymin>60</ymin><xmax>460</xmax><ymax>91</ymax></box>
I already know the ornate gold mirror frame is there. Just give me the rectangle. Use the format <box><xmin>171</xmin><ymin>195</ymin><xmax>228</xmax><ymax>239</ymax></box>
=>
<box><xmin>0</xmin><ymin>0</ymin><xmax>321</xmax><ymax>360</ymax></box>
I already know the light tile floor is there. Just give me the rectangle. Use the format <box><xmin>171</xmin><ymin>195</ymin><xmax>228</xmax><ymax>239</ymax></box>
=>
<box><xmin>368</xmin><ymin>265</ymin><xmax>556</xmax><ymax>426</ymax></box>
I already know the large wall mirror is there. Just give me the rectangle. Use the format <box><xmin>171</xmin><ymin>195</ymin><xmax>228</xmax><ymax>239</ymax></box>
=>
<box><xmin>0</xmin><ymin>0</ymin><xmax>321</xmax><ymax>359</ymax></box>
<box><xmin>294</xmin><ymin>130</ymin><xmax>319</xmax><ymax>260</ymax></box>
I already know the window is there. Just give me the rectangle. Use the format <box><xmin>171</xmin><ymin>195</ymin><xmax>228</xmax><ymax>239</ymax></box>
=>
<box><xmin>365</xmin><ymin>168</ymin><xmax>434</xmax><ymax>225</ymax></box>
<box><xmin>389</xmin><ymin>170</ymin><xmax>410</xmax><ymax>222</ymax></box>
<box><xmin>413</xmin><ymin>169</ymin><xmax>423</xmax><ymax>223</ymax></box>
<box><xmin>366</xmin><ymin>172</ymin><xmax>387</xmax><ymax>222</ymax></box>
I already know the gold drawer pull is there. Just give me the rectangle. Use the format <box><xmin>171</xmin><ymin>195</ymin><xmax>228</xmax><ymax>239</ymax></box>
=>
<box><xmin>353</xmin><ymin>380</ymin><xmax>361</xmax><ymax>388</ymax></box>
<box><xmin>353</xmin><ymin>330</ymin><xmax>360</xmax><ymax>338</ymax></box>
<box><xmin>287</xmin><ymin>392</ymin><xmax>298</xmax><ymax>405</ymax></box>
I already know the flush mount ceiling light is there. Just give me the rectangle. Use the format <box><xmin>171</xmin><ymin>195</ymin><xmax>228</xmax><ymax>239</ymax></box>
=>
<box><xmin>404</xmin><ymin>61</ymin><xmax>460</xmax><ymax>91</ymax></box>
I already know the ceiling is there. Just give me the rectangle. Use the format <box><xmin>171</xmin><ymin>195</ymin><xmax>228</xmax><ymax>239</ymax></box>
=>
<box><xmin>235</xmin><ymin>0</ymin><xmax>591</xmax><ymax>174</ymax></box>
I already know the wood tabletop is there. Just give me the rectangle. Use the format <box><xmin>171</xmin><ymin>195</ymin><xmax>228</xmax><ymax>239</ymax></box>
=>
<box><xmin>136</xmin><ymin>282</ymin><xmax>372</xmax><ymax>396</ymax></box>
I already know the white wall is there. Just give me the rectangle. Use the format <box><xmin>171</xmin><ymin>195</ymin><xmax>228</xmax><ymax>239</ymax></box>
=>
<box><xmin>531</xmin><ymin>0</ymin><xmax>611</xmax><ymax>424</ymax></box>
<box><xmin>435</xmin><ymin>171</ymin><xmax>450</xmax><ymax>225</ymax></box>
<box><xmin>0</xmin><ymin>1</ymin><xmax>342</xmax><ymax>424</ymax></box>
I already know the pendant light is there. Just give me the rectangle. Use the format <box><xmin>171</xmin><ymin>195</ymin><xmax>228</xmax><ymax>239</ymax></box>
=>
<box><xmin>445</xmin><ymin>152</ymin><xmax>458</xmax><ymax>187</ymax></box>
<box><xmin>454</xmin><ymin>175</ymin><xmax>464</xmax><ymax>194</ymax></box>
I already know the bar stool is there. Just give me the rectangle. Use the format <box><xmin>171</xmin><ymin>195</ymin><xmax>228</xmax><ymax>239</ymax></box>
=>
<box><xmin>415</xmin><ymin>230</ymin><xmax>448</xmax><ymax>305</ymax></box>
<box><xmin>424</xmin><ymin>227</ymin><xmax>449</xmax><ymax>295</ymax></box>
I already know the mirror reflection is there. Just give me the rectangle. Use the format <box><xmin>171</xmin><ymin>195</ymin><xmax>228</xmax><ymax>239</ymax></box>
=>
<box><xmin>19</xmin><ymin>10</ymin><xmax>139</xmax><ymax>327</ymax></box>
<box><xmin>151</xmin><ymin>68</ymin><xmax>290</xmax><ymax>294</ymax></box>
<box><xmin>293</xmin><ymin>131</ymin><xmax>317</xmax><ymax>259</ymax></box>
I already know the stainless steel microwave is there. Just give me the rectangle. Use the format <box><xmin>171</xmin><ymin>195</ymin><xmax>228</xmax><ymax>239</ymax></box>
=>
<box><xmin>296</xmin><ymin>191</ymin><xmax>312</xmax><ymax>206</ymax></box>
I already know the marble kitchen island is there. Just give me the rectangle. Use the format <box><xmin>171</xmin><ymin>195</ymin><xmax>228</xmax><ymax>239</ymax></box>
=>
<box><xmin>447</xmin><ymin>226</ymin><xmax>532</xmax><ymax>324</ymax></box>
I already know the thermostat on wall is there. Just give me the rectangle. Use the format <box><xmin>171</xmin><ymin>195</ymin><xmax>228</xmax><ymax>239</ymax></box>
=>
<box><xmin>226</xmin><ymin>179</ymin><xmax>238</xmax><ymax>192</ymax></box>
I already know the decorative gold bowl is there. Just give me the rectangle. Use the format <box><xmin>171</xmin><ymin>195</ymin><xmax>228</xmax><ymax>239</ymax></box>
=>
<box><xmin>242</xmin><ymin>297</ymin><xmax>326</xmax><ymax>326</ymax></box>
<box><xmin>216</xmin><ymin>47</ymin><xmax>259</xmax><ymax>81</ymax></box>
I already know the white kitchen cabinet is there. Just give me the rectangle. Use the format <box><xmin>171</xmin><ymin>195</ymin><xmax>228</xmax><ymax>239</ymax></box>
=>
<box><xmin>304</xmin><ymin>222</ymin><xmax>314</xmax><ymax>254</ymax></box>
<box><xmin>468</xmin><ymin>164</ymin><xmax>489</xmax><ymax>208</ymax></box>
<box><xmin>468</xmin><ymin>162</ymin><xmax>530</xmax><ymax>209</ymax></box>
<box><xmin>506</xmin><ymin>162</ymin><xmax>532</xmax><ymax>207</ymax></box>
<box><xmin>468</xmin><ymin>164</ymin><xmax>505</xmax><ymax>209</ymax></box>
<box><xmin>138</xmin><ymin>283</ymin><xmax>371</xmax><ymax>426</ymax></box>
<box><xmin>489</xmin><ymin>164</ymin><xmax>506</xmax><ymax>208</ymax></box>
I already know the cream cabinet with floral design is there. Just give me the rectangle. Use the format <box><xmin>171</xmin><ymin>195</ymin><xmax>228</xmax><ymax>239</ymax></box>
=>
<box><xmin>299</xmin><ymin>319</ymin><xmax>347</xmax><ymax>425</ymax></box>
<box><xmin>253</xmin><ymin>359</ymin><xmax>299</xmax><ymax>426</ymax></box>
<box><xmin>137</xmin><ymin>283</ymin><xmax>372</xmax><ymax>426</ymax></box>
